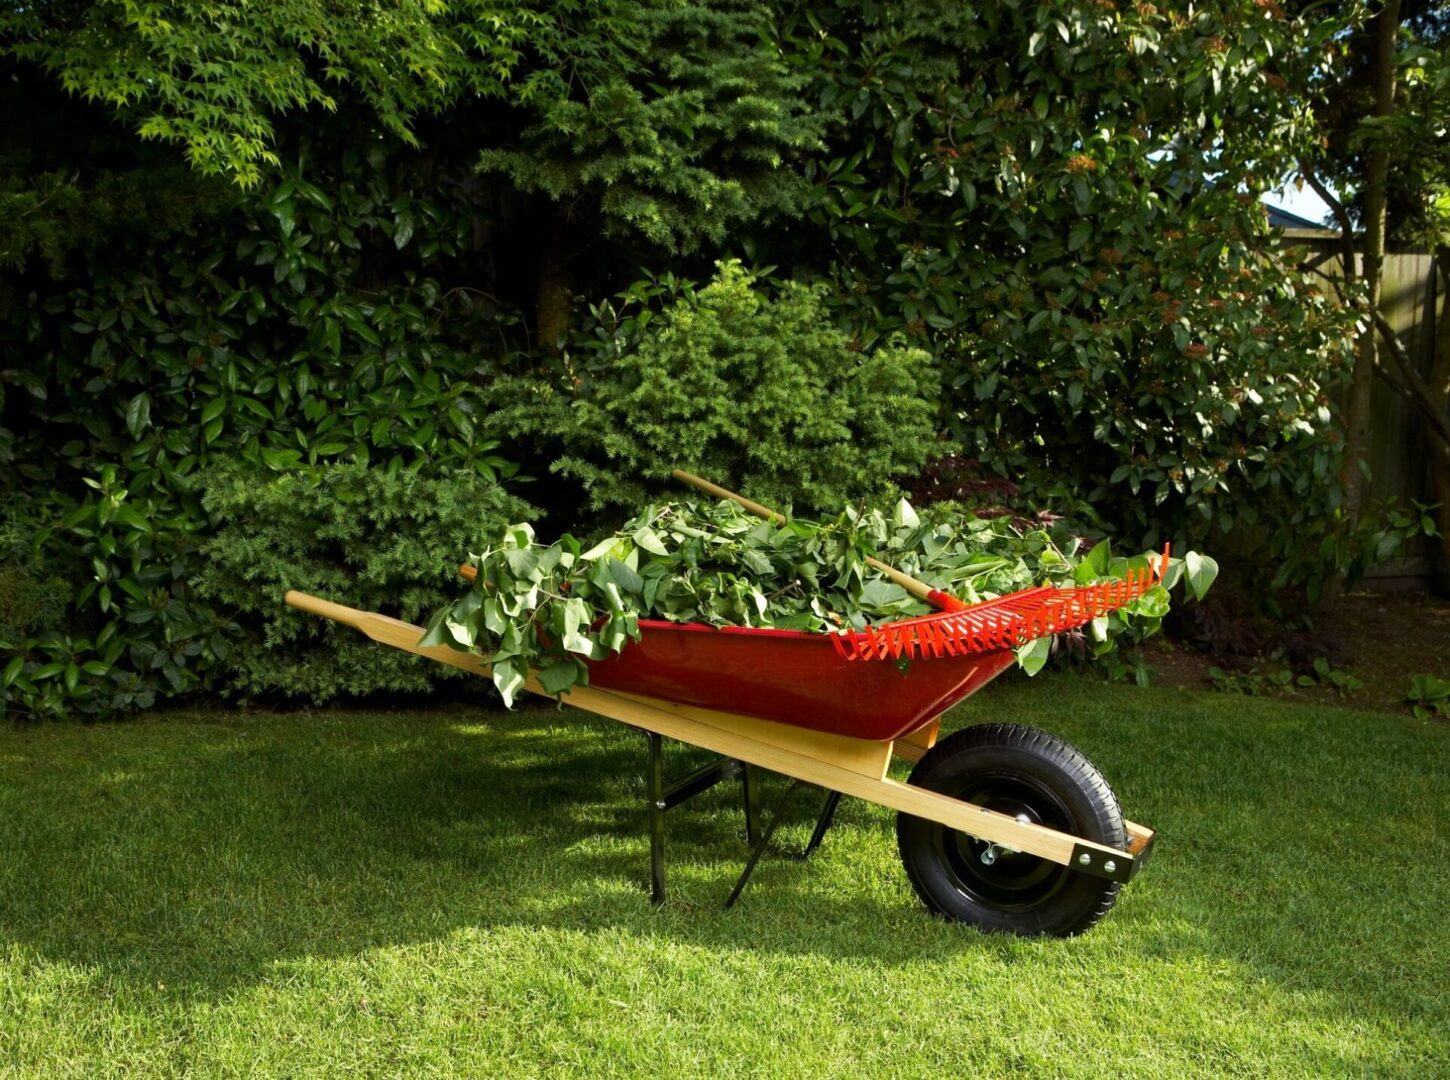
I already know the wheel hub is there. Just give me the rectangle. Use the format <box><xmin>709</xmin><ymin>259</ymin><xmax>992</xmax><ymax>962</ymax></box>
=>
<box><xmin>936</xmin><ymin>775</ymin><xmax>1076</xmax><ymax>911</ymax></box>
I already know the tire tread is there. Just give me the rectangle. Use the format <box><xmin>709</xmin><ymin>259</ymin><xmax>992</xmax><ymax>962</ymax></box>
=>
<box><xmin>896</xmin><ymin>722</ymin><xmax>1125</xmax><ymax>937</ymax></box>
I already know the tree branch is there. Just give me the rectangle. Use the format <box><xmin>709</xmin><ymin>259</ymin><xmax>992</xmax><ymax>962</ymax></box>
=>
<box><xmin>1303</xmin><ymin>260</ymin><xmax>1450</xmax><ymax>441</ymax></box>
<box><xmin>1369</xmin><ymin>306</ymin><xmax>1450</xmax><ymax>445</ymax></box>
<box><xmin>1297</xmin><ymin>161</ymin><xmax>1356</xmax><ymax>241</ymax></box>
<box><xmin>1302</xmin><ymin>262</ymin><xmax>1349</xmax><ymax>305</ymax></box>
<box><xmin>1297</xmin><ymin>162</ymin><xmax>1360</xmax><ymax>293</ymax></box>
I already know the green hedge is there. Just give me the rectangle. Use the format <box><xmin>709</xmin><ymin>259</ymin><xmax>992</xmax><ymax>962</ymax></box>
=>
<box><xmin>195</xmin><ymin>464</ymin><xmax>536</xmax><ymax>701</ymax></box>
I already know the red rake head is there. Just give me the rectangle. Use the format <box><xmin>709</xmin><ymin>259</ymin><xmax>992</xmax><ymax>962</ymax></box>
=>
<box><xmin>831</xmin><ymin>545</ymin><xmax>1172</xmax><ymax>662</ymax></box>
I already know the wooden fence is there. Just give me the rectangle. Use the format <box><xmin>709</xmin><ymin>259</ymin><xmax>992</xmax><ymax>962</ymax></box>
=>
<box><xmin>1283</xmin><ymin>228</ymin><xmax>1444</xmax><ymax>588</ymax></box>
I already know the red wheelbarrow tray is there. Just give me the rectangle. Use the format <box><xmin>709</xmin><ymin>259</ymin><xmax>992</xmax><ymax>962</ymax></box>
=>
<box><xmin>282</xmin><ymin>551</ymin><xmax>1162</xmax><ymax>895</ymax></box>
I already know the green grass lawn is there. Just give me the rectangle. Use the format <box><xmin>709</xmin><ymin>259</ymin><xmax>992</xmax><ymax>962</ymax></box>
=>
<box><xmin>1</xmin><ymin>675</ymin><xmax>1446</xmax><ymax>1078</ymax></box>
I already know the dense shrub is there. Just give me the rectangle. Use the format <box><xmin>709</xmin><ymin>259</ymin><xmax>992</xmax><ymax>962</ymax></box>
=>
<box><xmin>195</xmin><ymin>464</ymin><xmax>536</xmax><ymax>701</ymax></box>
<box><xmin>0</xmin><ymin>75</ymin><xmax>525</xmax><ymax>719</ymax></box>
<box><xmin>491</xmin><ymin>261</ymin><xmax>943</xmax><ymax>516</ymax></box>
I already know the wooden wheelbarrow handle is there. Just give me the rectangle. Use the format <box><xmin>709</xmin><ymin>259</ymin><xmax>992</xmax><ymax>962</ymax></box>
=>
<box><xmin>670</xmin><ymin>469</ymin><xmax>968</xmax><ymax>613</ymax></box>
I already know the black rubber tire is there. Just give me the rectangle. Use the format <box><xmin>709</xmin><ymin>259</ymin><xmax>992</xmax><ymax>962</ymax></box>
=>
<box><xmin>896</xmin><ymin>722</ymin><xmax>1125</xmax><ymax>937</ymax></box>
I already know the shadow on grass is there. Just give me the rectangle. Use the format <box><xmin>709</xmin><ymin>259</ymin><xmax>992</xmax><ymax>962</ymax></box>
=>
<box><xmin>0</xmin><ymin>683</ymin><xmax>1446</xmax><ymax>1047</ymax></box>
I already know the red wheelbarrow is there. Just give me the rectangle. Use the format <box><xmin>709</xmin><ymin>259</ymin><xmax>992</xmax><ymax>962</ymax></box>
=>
<box><xmin>285</xmin><ymin>475</ymin><xmax>1161</xmax><ymax>937</ymax></box>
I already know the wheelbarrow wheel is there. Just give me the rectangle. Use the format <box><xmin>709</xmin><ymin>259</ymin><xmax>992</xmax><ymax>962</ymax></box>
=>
<box><xmin>896</xmin><ymin>722</ymin><xmax>1125</xmax><ymax>937</ymax></box>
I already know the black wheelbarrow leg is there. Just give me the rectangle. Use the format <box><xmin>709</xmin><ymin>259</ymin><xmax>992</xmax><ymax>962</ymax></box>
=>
<box><xmin>724</xmin><ymin>779</ymin><xmax>803</xmax><ymax>909</ymax></box>
<box><xmin>646</xmin><ymin>730</ymin><xmax>666</xmax><ymax>905</ymax></box>
<box><xmin>800</xmin><ymin>789</ymin><xmax>843</xmax><ymax>859</ymax></box>
<box><xmin>741</xmin><ymin>762</ymin><xmax>761</xmax><ymax>845</ymax></box>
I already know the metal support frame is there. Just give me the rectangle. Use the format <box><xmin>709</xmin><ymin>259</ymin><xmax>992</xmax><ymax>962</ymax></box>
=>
<box><xmin>725</xmin><ymin>781</ymin><xmax>803</xmax><ymax>908</ymax></box>
<box><xmin>1071</xmin><ymin>832</ymin><xmax>1156</xmax><ymax>884</ymax></box>
<box><xmin>645</xmin><ymin>729</ymin><xmax>848</xmax><ymax>908</ymax></box>
<box><xmin>640</xmin><ymin>727</ymin><xmax>846</xmax><ymax>904</ymax></box>
<box><xmin>646</xmin><ymin>730</ymin><xmax>767</xmax><ymax>906</ymax></box>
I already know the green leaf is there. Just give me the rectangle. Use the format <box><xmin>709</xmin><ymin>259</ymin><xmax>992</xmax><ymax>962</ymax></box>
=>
<box><xmin>504</xmin><ymin>547</ymin><xmax>539</xmax><ymax>580</ymax></box>
<box><xmin>858</xmin><ymin>579</ymin><xmax>910</xmax><ymax>610</ymax></box>
<box><xmin>536</xmin><ymin>659</ymin><xmax>580</xmax><ymax>696</ymax></box>
<box><xmin>492</xmin><ymin>658</ymin><xmax>525</xmax><ymax>708</ymax></box>
<box><xmin>444</xmin><ymin>588</ymin><xmax>483</xmax><ymax>647</ymax></box>
<box><xmin>605</xmin><ymin>557</ymin><xmax>643</xmax><ymax>596</ymax></box>
<box><xmin>581</xmin><ymin>535</ymin><xmax>623</xmax><ymax>561</ymax></box>
<box><xmin>1015</xmin><ymin>635</ymin><xmax>1052</xmax><ymax>676</ymax></box>
<box><xmin>1184</xmin><ymin>551</ymin><xmax>1219</xmax><ymax>601</ymax></box>
<box><xmin>125</xmin><ymin>393</ymin><xmax>152</xmax><ymax>439</ymax></box>
<box><xmin>1130</xmin><ymin>585</ymin><xmax>1171</xmax><ymax>618</ymax></box>
<box><xmin>632</xmin><ymin>526</ymin><xmax>669</xmax><ymax>556</ymax></box>
<box><xmin>113</xmin><ymin>505</ymin><xmax>151</xmax><ymax>532</ymax></box>
<box><xmin>260</xmin><ymin>446</ymin><xmax>302</xmax><ymax>471</ymax></box>
<box><xmin>417</xmin><ymin>608</ymin><xmax>457</xmax><ymax>650</ymax></box>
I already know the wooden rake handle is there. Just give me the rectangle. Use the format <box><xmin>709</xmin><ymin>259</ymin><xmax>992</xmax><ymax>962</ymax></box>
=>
<box><xmin>669</xmin><ymin>469</ymin><xmax>968</xmax><ymax>613</ymax></box>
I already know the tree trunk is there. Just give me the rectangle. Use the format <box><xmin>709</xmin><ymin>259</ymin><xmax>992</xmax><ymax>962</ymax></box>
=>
<box><xmin>1340</xmin><ymin>0</ymin><xmax>1402</xmax><ymax>519</ymax></box>
<box><xmin>536</xmin><ymin>206</ymin><xmax>573</xmax><ymax>353</ymax></box>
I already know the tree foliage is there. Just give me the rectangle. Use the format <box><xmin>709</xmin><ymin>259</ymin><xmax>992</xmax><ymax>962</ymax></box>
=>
<box><xmin>761</xmin><ymin>0</ymin><xmax>1359</xmax><ymax>567</ymax></box>
<box><xmin>477</xmin><ymin>1</ymin><xmax>821</xmax><ymax>253</ymax></box>
<box><xmin>1294</xmin><ymin>0</ymin><xmax>1450</xmax><ymax>552</ymax></box>
<box><xmin>1</xmin><ymin>0</ymin><xmax>537</xmax><ymax>185</ymax></box>
<box><xmin>0</xmin><ymin>92</ymin><xmax>522</xmax><ymax>719</ymax></box>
